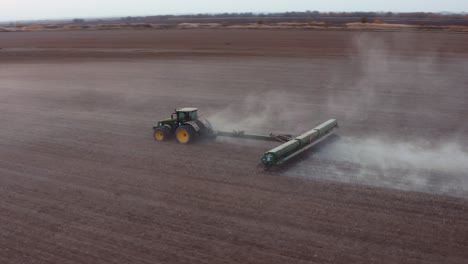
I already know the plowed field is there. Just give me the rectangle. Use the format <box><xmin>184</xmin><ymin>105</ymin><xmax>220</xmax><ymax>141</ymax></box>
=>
<box><xmin>1</xmin><ymin>30</ymin><xmax>468</xmax><ymax>264</ymax></box>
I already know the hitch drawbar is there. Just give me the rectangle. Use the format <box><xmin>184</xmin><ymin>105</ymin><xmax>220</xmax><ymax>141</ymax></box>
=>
<box><xmin>217</xmin><ymin>131</ymin><xmax>293</xmax><ymax>142</ymax></box>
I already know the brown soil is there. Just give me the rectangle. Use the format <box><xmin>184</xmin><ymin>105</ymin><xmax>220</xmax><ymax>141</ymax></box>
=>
<box><xmin>0</xmin><ymin>29</ymin><xmax>467</xmax><ymax>264</ymax></box>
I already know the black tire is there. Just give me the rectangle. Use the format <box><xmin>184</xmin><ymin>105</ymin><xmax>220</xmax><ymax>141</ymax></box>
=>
<box><xmin>154</xmin><ymin>125</ymin><xmax>171</xmax><ymax>141</ymax></box>
<box><xmin>161</xmin><ymin>125</ymin><xmax>172</xmax><ymax>139</ymax></box>
<box><xmin>197</xmin><ymin>119</ymin><xmax>217</xmax><ymax>139</ymax></box>
<box><xmin>175</xmin><ymin>125</ymin><xmax>197</xmax><ymax>144</ymax></box>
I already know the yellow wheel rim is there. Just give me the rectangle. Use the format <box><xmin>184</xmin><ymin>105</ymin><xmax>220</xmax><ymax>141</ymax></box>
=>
<box><xmin>177</xmin><ymin>128</ymin><xmax>190</xmax><ymax>143</ymax></box>
<box><xmin>155</xmin><ymin>130</ymin><xmax>164</xmax><ymax>141</ymax></box>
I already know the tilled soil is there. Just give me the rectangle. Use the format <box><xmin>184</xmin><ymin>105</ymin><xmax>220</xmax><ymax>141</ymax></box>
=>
<box><xmin>1</xmin><ymin>29</ymin><xmax>468</xmax><ymax>264</ymax></box>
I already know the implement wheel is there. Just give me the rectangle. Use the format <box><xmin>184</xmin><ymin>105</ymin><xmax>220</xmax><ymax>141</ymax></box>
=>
<box><xmin>176</xmin><ymin>125</ymin><xmax>196</xmax><ymax>144</ymax></box>
<box><xmin>154</xmin><ymin>126</ymin><xmax>171</xmax><ymax>141</ymax></box>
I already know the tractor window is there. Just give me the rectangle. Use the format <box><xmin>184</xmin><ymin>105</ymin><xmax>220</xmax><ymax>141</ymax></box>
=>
<box><xmin>178</xmin><ymin>112</ymin><xmax>185</xmax><ymax>121</ymax></box>
<box><xmin>190</xmin><ymin>111</ymin><xmax>198</xmax><ymax>120</ymax></box>
<box><xmin>177</xmin><ymin>111</ymin><xmax>197</xmax><ymax>122</ymax></box>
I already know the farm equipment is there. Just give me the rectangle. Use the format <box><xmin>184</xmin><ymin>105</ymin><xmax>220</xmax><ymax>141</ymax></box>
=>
<box><xmin>153</xmin><ymin>107</ymin><xmax>216</xmax><ymax>144</ymax></box>
<box><xmin>153</xmin><ymin>107</ymin><xmax>338</xmax><ymax>168</ymax></box>
<box><xmin>260</xmin><ymin>119</ymin><xmax>337</xmax><ymax>168</ymax></box>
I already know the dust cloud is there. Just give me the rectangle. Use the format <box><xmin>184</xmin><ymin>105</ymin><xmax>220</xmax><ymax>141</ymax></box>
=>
<box><xmin>209</xmin><ymin>34</ymin><xmax>468</xmax><ymax>196</ymax></box>
<box><xmin>288</xmin><ymin>136</ymin><xmax>468</xmax><ymax>196</ymax></box>
<box><xmin>207</xmin><ymin>90</ymin><xmax>299</xmax><ymax>134</ymax></box>
<box><xmin>324</xmin><ymin>137</ymin><xmax>468</xmax><ymax>175</ymax></box>
<box><xmin>301</xmin><ymin>35</ymin><xmax>468</xmax><ymax>196</ymax></box>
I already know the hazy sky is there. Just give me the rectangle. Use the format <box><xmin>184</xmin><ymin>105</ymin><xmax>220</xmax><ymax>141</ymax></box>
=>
<box><xmin>2</xmin><ymin>0</ymin><xmax>467</xmax><ymax>21</ymax></box>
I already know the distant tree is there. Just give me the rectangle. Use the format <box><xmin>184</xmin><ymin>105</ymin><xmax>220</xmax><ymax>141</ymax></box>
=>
<box><xmin>361</xmin><ymin>17</ymin><xmax>369</xmax><ymax>23</ymax></box>
<box><xmin>72</xmin><ymin>18</ymin><xmax>85</xmax><ymax>23</ymax></box>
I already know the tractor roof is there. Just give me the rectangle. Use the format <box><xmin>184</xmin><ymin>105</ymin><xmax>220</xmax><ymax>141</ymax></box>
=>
<box><xmin>176</xmin><ymin>107</ymin><xmax>198</xmax><ymax>112</ymax></box>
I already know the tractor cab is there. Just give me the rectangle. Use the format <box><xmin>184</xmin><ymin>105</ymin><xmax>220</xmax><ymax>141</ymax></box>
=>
<box><xmin>173</xmin><ymin>107</ymin><xmax>199</xmax><ymax>123</ymax></box>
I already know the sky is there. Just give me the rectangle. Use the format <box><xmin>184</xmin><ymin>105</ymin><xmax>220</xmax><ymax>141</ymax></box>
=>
<box><xmin>1</xmin><ymin>0</ymin><xmax>467</xmax><ymax>21</ymax></box>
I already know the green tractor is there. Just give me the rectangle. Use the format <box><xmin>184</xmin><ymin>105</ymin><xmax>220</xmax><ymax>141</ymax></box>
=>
<box><xmin>153</xmin><ymin>107</ymin><xmax>216</xmax><ymax>144</ymax></box>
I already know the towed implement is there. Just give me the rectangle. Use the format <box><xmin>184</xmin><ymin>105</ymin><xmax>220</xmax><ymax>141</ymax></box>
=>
<box><xmin>260</xmin><ymin>119</ymin><xmax>337</xmax><ymax>168</ymax></box>
<box><xmin>153</xmin><ymin>107</ymin><xmax>338</xmax><ymax>168</ymax></box>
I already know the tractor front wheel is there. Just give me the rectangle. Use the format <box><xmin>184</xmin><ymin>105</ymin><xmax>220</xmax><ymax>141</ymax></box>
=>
<box><xmin>175</xmin><ymin>125</ymin><xmax>196</xmax><ymax>144</ymax></box>
<box><xmin>154</xmin><ymin>126</ymin><xmax>171</xmax><ymax>141</ymax></box>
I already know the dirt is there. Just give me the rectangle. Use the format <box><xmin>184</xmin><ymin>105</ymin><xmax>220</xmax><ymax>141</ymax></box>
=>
<box><xmin>1</xmin><ymin>29</ymin><xmax>468</xmax><ymax>264</ymax></box>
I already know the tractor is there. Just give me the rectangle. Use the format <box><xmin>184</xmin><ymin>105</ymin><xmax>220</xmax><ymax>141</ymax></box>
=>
<box><xmin>153</xmin><ymin>107</ymin><xmax>339</xmax><ymax>169</ymax></box>
<box><xmin>153</xmin><ymin>107</ymin><xmax>216</xmax><ymax>144</ymax></box>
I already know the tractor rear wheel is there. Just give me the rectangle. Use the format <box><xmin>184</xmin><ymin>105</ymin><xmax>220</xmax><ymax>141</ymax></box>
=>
<box><xmin>175</xmin><ymin>125</ymin><xmax>196</xmax><ymax>144</ymax></box>
<box><xmin>154</xmin><ymin>126</ymin><xmax>171</xmax><ymax>141</ymax></box>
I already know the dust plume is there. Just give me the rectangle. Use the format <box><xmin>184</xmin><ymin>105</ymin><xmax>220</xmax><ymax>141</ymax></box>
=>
<box><xmin>208</xmin><ymin>33</ymin><xmax>468</xmax><ymax>196</ymax></box>
<box><xmin>207</xmin><ymin>90</ymin><xmax>300</xmax><ymax>134</ymax></box>
<box><xmin>293</xmin><ymin>34</ymin><xmax>468</xmax><ymax>196</ymax></box>
<box><xmin>289</xmin><ymin>136</ymin><xmax>468</xmax><ymax>196</ymax></box>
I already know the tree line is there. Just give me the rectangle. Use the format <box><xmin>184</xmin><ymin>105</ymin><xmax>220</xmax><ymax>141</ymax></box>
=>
<box><xmin>119</xmin><ymin>11</ymin><xmax>468</xmax><ymax>22</ymax></box>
